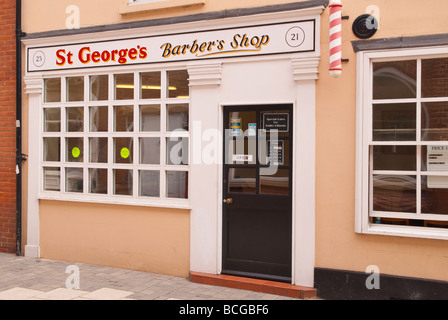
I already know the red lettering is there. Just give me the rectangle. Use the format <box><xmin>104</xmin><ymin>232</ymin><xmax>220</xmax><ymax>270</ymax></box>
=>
<box><xmin>118</xmin><ymin>49</ymin><xmax>128</xmax><ymax>64</ymax></box>
<box><xmin>79</xmin><ymin>47</ymin><xmax>91</xmax><ymax>64</ymax></box>
<box><xmin>91</xmin><ymin>51</ymin><xmax>101</xmax><ymax>63</ymax></box>
<box><xmin>128</xmin><ymin>48</ymin><xmax>138</xmax><ymax>60</ymax></box>
<box><xmin>101</xmin><ymin>50</ymin><xmax>111</xmax><ymax>62</ymax></box>
<box><xmin>56</xmin><ymin>49</ymin><xmax>66</xmax><ymax>66</ymax></box>
<box><xmin>139</xmin><ymin>47</ymin><xmax>148</xmax><ymax>59</ymax></box>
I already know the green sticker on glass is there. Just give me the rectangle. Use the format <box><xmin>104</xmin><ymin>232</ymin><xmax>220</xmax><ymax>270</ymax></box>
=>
<box><xmin>120</xmin><ymin>147</ymin><xmax>130</xmax><ymax>159</ymax></box>
<box><xmin>72</xmin><ymin>147</ymin><xmax>80</xmax><ymax>158</ymax></box>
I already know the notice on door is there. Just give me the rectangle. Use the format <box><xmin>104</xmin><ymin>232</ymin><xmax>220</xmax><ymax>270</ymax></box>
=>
<box><xmin>427</xmin><ymin>145</ymin><xmax>448</xmax><ymax>188</ymax></box>
<box><xmin>263</xmin><ymin>113</ymin><xmax>289</xmax><ymax>132</ymax></box>
<box><xmin>267</xmin><ymin>140</ymin><xmax>284</xmax><ymax>165</ymax></box>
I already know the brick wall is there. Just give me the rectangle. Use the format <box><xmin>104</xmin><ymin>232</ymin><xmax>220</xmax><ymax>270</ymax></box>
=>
<box><xmin>0</xmin><ymin>0</ymin><xmax>16</xmax><ymax>253</ymax></box>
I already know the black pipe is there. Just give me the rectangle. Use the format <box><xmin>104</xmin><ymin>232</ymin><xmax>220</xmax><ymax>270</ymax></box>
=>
<box><xmin>15</xmin><ymin>0</ymin><xmax>23</xmax><ymax>256</ymax></box>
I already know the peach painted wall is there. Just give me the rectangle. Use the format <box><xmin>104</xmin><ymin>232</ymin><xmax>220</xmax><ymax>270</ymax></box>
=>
<box><xmin>39</xmin><ymin>200</ymin><xmax>190</xmax><ymax>277</ymax></box>
<box><xmin>21</xmin><ymin>0</ymin><xmax>308</xmax><ymax>34</ymax></box>
<box><xmin>315</xmin><ymin>0</ymin><xmax>448</xmax><ymax>281</ymax></box>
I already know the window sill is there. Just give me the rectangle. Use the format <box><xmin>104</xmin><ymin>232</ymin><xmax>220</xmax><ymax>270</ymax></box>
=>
<box><xmin>119</xmin><ymin>0</ymin><xmax>206</xmax><ymax>15</ymax></box>
<box><xmin>39</xmin><ymin>193</ymin><xmax>192</xmax><ymax>211</ymax></box>
<box><xmin>360</xmin><ymin>223</ymin><xmax>448</xmax><ymax>241</ymax></box>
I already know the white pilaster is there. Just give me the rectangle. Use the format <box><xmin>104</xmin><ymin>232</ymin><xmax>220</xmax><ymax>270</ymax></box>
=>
<box><xmin>24</xmin><ymin>75</ymin><xmax>43</xmax><ymax>259</ymax></box>
<box><xmin>188</xmin><ymin>61</ymin><xmax>223</xmax><ymax>274</ymax></box>
<box><xmin>291</xmin><ymin>56</ymin><xmax>319</xmax><ymax>287</ymax></box>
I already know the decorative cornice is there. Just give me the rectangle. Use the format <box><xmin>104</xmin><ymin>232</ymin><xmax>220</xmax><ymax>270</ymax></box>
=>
<box><xmin>24</xmin><ymin>75</ymin><xmax>43</xmax><ymax>95</ymax></box>
<box><xmin>291</xmin><ymin>57</ymin><xmax>320</xmax><ymax>81</ymax></box>
<box><xmin>188</xmin><ymin>62</ymin><xmax>222</xmax><ymax>87</ymax></box>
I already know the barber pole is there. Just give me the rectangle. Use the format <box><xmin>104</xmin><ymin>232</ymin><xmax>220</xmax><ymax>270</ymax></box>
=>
<box><xmin>329</xmin><ymin>0</ymin><xmax>342</xmax><ymax>77</ymax></box>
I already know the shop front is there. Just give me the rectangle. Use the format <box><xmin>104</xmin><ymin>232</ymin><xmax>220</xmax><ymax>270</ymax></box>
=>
<box><xmin>23</xmin><ymin>3</ymin><xmax>325</xmax><ymax>288</ymax></box>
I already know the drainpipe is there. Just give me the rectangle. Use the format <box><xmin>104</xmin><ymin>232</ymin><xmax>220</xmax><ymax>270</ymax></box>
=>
<box><xmin>15</xmin><ymin>0</ymin><xmax>26</xmax><ymax>256</ymax></box>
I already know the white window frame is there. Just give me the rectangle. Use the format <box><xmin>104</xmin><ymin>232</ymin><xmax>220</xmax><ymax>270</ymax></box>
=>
<box><xmin>39</xmin><ymin>66</ymin><xmax>191</xmax><ymax>209</ymax></box>
<box><xmin>355</xmin><ymin>46</ymin><xmax>448</xmax><ymax>240</ymax></box>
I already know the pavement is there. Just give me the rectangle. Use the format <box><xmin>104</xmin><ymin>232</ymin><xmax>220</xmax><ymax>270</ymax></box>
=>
<box><xmin>0</xmin><ymin>252</ymin><xmax>301</xmax><ymax>300</ymax></box>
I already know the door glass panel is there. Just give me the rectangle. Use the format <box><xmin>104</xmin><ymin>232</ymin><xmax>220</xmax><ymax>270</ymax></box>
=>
<box><xmin>228</xmin><ymin>168</ymin><xmax>256</xmax><ymax>193</ymax></box>
<box><xmin>260</xmin><ymin>168</ymin><xmax>289</xmax><ymax>195</ymax></box>
<box><xmin>227</xmin><ymin>111</ymin><xmax>256</xmax><ymax>165</ymax></box>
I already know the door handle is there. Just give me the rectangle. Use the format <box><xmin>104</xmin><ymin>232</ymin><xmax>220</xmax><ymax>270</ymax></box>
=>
<box><xmin>223</xmin><ymin>198</ymin><xmax>233</xmax><ymax>204</ymax></box>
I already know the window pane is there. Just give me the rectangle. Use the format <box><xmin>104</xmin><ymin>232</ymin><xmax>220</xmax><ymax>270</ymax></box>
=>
<box><xmin>167</xmin><ymin>70</ymin><xmax>189</xmax><ymax>98</ymax></box>
<box><xmin>44</xmin><ymin>108</ymin><xmax>60</xmax><ymax>132</ymax></box>
<box><xmin>66</xmin><ymin>107</ymin><xmax>84</xmax><ymax>132</ymax></box>
<box><xmin>66</xmin><ymin>168</ymin><xmax>83</xmax><ymax>193</ymax></box>
<box><xmin>44</xmin><ymin>78</ymin><xmax>61</xmax><ymax>102</ymax></box>
<box><xmin>66</xmin><ymin>76</ymin><xmax>84</xmax><ymax>102</ymax></box>
<box><xmin>228</xmin><ymin>168</ymin><xmax>256</xmax><ymax>193</ymax></box>
<box><xmin>422</xmin><ymin>58</ymin><xmax>448</xmax><ymax>98</ymax></box>
<box><xmin>114</xmin><ymin>105</ymin><xmax>134</xmax><ymax>132</ymax></box>
<box><xmin>115</xmin><ymin>73</ymin><xmax>134</xmax><ymax>100</ymax></box>
<box><xmin>372</xmin><ymin>175</ymin><xmax>416</xmax><ymax>213</ymax></box>
<box><xmin>372</xmin><ymin>60</ymin><xmax>416</xmax><ymax>100</ymax></box>
<box><xmin>372</xmin><ymin>146</ymin><xmax>416</xmax><ymax>171</ymax></box>
<box><xmin>90</xmin><ymin>75</ymin><xmax>108</xmax><ymax>101</ymax></box>
<box><xmin>43</xmin><ymin>167</ymin><xmax>60</xmax><ymax>191</ymax></box>
<box><xmin>421</xmin><ymin>102</ymin><xmax>448</xmax><ymax>141</ymax></box>
<box><xmin>166</xmin><ymin>137</ymin><xmax>188</xmax><ymax>165</ymax></box>
<box><xmin>373</xmin><ymin>103</ymin><xmax>416</xmax><ymax>141</ymax></box>
<box><xmin>167</xmin><ymin>104</ymin><xmax>189</xmax><ymax>131</ymax></box>
<box><xmin>140</xmin><ymin>105</ymin><xmax>160</xmax><ymax>132</ymax></box>
<box><xmin>422</xmin><ymin>176</ymin><xmax>448</xmax><ymax>215</ymax></box>
<box><xmin>89</xmin><ymin>168</ymin><xmax>107</xmax><ymax>194</ymax></box>
<box><xmin>114</xmin><ymin>137</ymin><xmax>133</xmax><ymax>164</ymax></box>
<box><xmin>140</xmin><ymin>72</ymin><xmax>161</xmax><ymax>99</ymax></box>
<box><xmin>89</xmin><ymin>137</ymin><xmax>108</xmax><ymax>163</ymax></box>
<box><xmin>260</xmin><ymin>168</ymin><xmax>289</xmax><ymax>195</ymax></box>
<box><xmin>66</xmin><ymin>137</ymin><xmax>83</xmax><ymax>162</ymax></box>
<box><xmin>90</xmin><ymin>106</ymin><xmax>108</xmax><ymax>132</ymax></box>
<box><xmin>43</xmin><ymin>137</ymin><xmax>60</xmax><ymax>162</ymax></box>
<box><xmin>140</xmin><ymin>137</ymin><xmax>160</xmax><ymax>164</ymax></box>
<box><xmin>139</xmin><ymin>170</ymin><xmax>160</xmax><ymax>197</ymax></box>
<box><xmin>166</xmin><ymin>171</ymin><xmax>188</xmax><ymax>198</ymax></box>
<box><xmin>114</xmin><ymin>169</ymin><xmax>133</xmax><ymax>196</ymax></box>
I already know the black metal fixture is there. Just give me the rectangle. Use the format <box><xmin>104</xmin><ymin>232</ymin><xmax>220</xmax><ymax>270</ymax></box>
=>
<box><xmin>352</xmin><ymin>14</ymin><xmax>378</xmax><ymax>39</ymax></box>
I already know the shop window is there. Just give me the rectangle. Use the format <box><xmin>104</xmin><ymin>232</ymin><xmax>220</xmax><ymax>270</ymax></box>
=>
<box><xmin>357</xmin><ymin>49</ymin><xmax>448</xmax><ymax>239</ymax></box>
<box><xmin>41</xmin><ymin>69</ymin><xmax>190</xmax><ymax>204</ymax></box>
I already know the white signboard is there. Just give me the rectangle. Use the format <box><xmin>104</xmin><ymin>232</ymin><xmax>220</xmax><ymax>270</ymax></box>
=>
<box><xmin>427</xmin><ymin>145</ymin><xmax>448</xmax><ymax>188</ymax></box>
<box><xmin>27</xmin><ymin>20</ymin><xmax>315</xmax><ymax>72</ymax></box>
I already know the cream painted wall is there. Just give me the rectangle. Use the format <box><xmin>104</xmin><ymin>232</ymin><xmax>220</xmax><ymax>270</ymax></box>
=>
<box><xmin>315</xmin><ymin>0</ymin><xmax>448</xmax><ymax>281</ymax></box>
<box><xmin>39</xmin><ymin>200</ymin><xmax>190</xmax><ymax>277</ymax></box>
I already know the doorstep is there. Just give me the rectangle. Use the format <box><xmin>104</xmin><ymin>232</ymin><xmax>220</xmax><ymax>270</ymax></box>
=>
<box><xmin>189</xmin><ymin>272</ymin><xmax>317</xmax><ymax>299</ymax></box>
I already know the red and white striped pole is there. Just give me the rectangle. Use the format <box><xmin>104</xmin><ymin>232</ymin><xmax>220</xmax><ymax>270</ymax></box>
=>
<box><xmin>329</xmin><ymin>0</ymin><xmax>342</xmax><ymax>77</ymax></box>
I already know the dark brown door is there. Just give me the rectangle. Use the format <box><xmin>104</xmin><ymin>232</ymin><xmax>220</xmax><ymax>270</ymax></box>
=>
<box><xmin>222</xmin><ymin>105</ymin><xmax>293</xmax><ymax>282</ymax></box>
